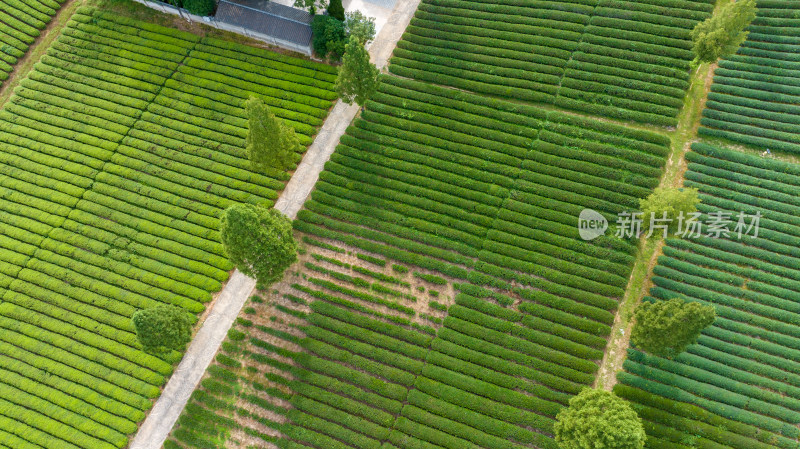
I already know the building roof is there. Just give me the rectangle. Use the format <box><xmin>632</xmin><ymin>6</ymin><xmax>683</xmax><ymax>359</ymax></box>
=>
<box><xmin>215</xmin><ymin>0</ymin><xmax>313</xmax><ymax>47</ymax></box>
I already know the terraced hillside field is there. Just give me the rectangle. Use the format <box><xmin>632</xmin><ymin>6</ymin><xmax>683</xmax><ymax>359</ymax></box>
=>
<box><xmin>390</xmin><ymin>0</ymin><xmax>713</xmax><ymax>126</ymax></box>
<box><xmin>167</xmin><ymin>74</ymin><xmax>673</xmax><ymax>449</ymax></box>
<box><xmin>0</xmin><ymin>7</ymin><xmax>336</xmax><ymax>449</ymax></box>
<box><xmin>0</xmin><ymin>0</ymin><xmax>65</xmax><ymax>85</ymax></box>
<box><xmin>699</xmin><ymin>1</ymin><xmax>800</xmax><ymax>154</ymax></box>
<box><xmin>615</xmin><ymin>143</ymin><xmax>800</xmax><ymax>449</ymax></box>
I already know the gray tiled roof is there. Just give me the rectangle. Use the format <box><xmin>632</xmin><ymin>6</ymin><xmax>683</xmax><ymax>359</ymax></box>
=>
<box><xmin>216</xmin><ymin>0</ymin><xmax>313</xmax><ymax>46</ymax></box>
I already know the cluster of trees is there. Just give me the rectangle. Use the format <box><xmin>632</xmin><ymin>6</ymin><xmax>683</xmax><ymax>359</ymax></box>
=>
<box><xmin>558</xmin><ymin>185</ymin><xmax>715</xmax><ymax>448</ymax></box>
<box><xmin>553</xmin><ymin>297</ymin><xmax>715</xmax><ymax>448</ymax></box>
<box><xmin>295</xmin><ymin>0</ymin><xmax>382</xmax><ymax>106</ymax></box>
<box><xmin>133</xmin><ymin>202</ymin><xmax>298</xmax><ymax>351</ymax></box>
<box><xmin>310</xmin><ymin>9</ymin><xmax>376</xmax><ymax>60</ymax></box>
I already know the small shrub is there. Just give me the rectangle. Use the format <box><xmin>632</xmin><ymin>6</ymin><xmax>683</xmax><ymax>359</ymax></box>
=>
<box><xmin>392</xmin><ymin>264</ymin><xmax>409</xmax><ymax>273</ymax></box>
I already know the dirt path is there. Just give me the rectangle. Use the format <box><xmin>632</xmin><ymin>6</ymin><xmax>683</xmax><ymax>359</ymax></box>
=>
<box><xmin>594</xmin><ymin>60</ymin><xmax>719</xmax><ymax>391</ymax></box>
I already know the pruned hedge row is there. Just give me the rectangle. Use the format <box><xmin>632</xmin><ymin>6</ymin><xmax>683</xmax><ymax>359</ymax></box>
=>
<box><xmin>0</xmin><ymin>0</ymin><xmax>62</xmax><ymax>83</ymax></box>
<box><xmin>700</xmin><ymin>2</ymin><xmax>800</xmax><ymax>152</ymax></box>
<box><xmin>389</xmin><ymin>0</ymin><xmax>591</xmax><ymax>104</ymax></box>
<box><xmin>388</xmin><ymin>0</ymin><xmax>708</xmax><ymax>125</ymax></box>
<box><xmin>0</xmin><ymin>6</ymin><xmax>336</xmax><ymax>449</ymax></box>
<box><xmin>616</xmin><ymin>142</ymin><xmax>800</xmax><ymax>446</ymax></box>
<box><xmin>287</xmin><ymin>74</ymin><xmax>670</xmax><ymax>447</ymax></box>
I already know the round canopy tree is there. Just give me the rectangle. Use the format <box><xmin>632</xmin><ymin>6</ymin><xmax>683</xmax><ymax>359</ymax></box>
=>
<box><xmin>220</xmin><ymin>204</ymin><xmax>298</xmax><ymax>288</ymax></box>
<box><xmin>632</xmin><ymin>298</ymin><xmax>716</xmax><ymax>359</ymax></box>
<box><xmin>555</xmin><ymin>388</ymin><xmax>646</xmax><ymax>449</ymax></box>
<box><xmin>132</xmin><ymin>304</ymin><xmax>193</xmax><ymax>354</ymax></box>
<box><xmin>638</xmin><ymin>186</ymin><xmax>700</xmax><ymax>237</ymax></box>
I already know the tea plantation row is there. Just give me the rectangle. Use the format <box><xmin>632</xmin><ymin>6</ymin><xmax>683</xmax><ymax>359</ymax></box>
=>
<box><xmin>390</xmin><ymin>0</ymin><xmax>714</xmax><ymax>126</ymax></box>
<box><xmin>0</xmin><ymin>7</ymin><xmax>336</xmax><ymax>449</ymax></box>
<box><xmin>165</xmin><ymin>246</ymin><xmax>452</xmax><ymax>449</ymax></box>
<box><xmin>282</xmin><ymin>76</ymin><xmax>670</xmax><ymax>448</ymax></box>
<box><xmin>0</xmin><ymin>0</ymin><xmax>65</xmax><ymax>84</ymax></box>
<box><xmin>616</xmin><ymin>143</ymin><xmax>800</xmax><ymax>449</ymax></box>
<box><xmin>165</xmin><ymin>69</ymin><xmax>672</xmax><ymax>448</ymax></box>
<box><xmin>699</xmin><ymin>1</ymin><xmax>800</xmax><ymax>154</ymax></box>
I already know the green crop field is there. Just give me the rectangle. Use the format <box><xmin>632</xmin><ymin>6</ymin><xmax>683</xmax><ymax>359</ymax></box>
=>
<box><xmin>616</xmin><ymin>142</ymin><xmax>800</xmax><ymax>449</ymax></box>
<box><xmin>699</xmin><ymin>1</ymin><xmax>800</xmax><ymax>153</ymax></box>
<box><xmin>390</xmin><ymin>0</ymin><xmax>713</xmax><ymax>127</ymax></box>
<box><xmin>287</xmin><ymin>75</ymin><xmax>672</xmax><ymax>448</ymax></box>
<box><xmin>10</xmin><ymin>0</ymin><xmax>800</xmax><ymax>447</ymax></box>
<box><xmin>0</xmin><ymin>6</ymin><xmax>335</xmax><ymax>449</ymax></box>
<box><xmin>164</xmin><ymin>249</ymin><xmax>448</xmax><ymax>449</ymax></box>
<box><xmin>555</xmin><ymin>0</ymin><xmax>713</xmax><ymax>126</ymax></box>
<box><xmin>296</xmin><ymin>74</ymin><xmax>671</xmax><ymax>307</ymax></box>
<box><xmin>0</xmin><ymin>0</ymin><xmax>65</xmax><ymax>84</ymax></box>
<box><xmin>166</xmin><ymin>73</ymin><xmax>673</xmax><ymax>448</ymax></box>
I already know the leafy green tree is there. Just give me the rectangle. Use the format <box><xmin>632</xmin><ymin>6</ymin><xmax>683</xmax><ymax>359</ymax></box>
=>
<box><xmin>639</xmin><ymin>187</ymin><xmax>700</xmax><ymax>237</ymax></box>
<box><xmin>220</xmin><ymin>204</ymin><xmax>298</xmax><ymax>287</ymax></box>
<box><xmin>132</xmin><ymin>305</ymin><xmax>193</xmax><ymax>354</ymax></box>
<box><xmin>555</xmin><ymin>388</ymin><xmax>646</xmax><ymax>449</ymax></box>
<box><xmin>632</xmin><ymin>298</ymin><xmax>716</xmax><ymax>358</ymax></box>
<box><xmin>311</xmin><ymin>15</ymin><xmax>346</xmax><ymax>60</ymax></box>
<box><xmin>246</xmin><ymin>96</ymin><xmax>298</xmax><ymax>172</ymax></box>
<box><xmin>691</xmin><ymin>0</ymin><xmax>757</xmax><ymax>65</ymax></box>
<box><xmin>344</xmin><ymin>10</ymin><xmax>376</xmax><ymax>44</ymax></box>
<box><xmin>335</xmin><ymin>36</ymin><xmax>380</xmax><ymax>107</ymax></box>
<box><xmin>327</xmin><ymin>0</ymin><xmax>345</xmax><ymax>20</ymax></box>
<box><xmin>294</xmin><ymin>0</ymin><xmax>327</xmax><ymax>15</ymax></box>
<box><xmin>183</xmin><ymin>0</ymin><xmax>215</xmax><ymax>15</ymax></box>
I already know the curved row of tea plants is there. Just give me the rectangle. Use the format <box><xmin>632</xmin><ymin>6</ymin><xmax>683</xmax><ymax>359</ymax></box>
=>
<box><xmin>0</xmin><ymin>0</ymin><xmax>65</xmax><ymax>84</ymax></box>
<box><xmin>699</xmin><ymin>1</ymin><xmax>800</xmax><ymax>153</ymax></box>
<box><xmin>285</xmin><ymin>75</ymin><xmax>670</xmax><ymax>448</ymax></box>
<box><xmin>0</xmin><ymin>7</ymin><xmax>335</xmax><ymax>449</ymax></box>
<box><xmin>615</xmin><ymin>142</ymin><xmax>800</xmax><ymax>449</ymax></box>
<box><xmin>389</xmin><ymin>0</ymin><xmax>712</xmax><ymax>126</ymax></box>
<box><xmin>556</xmin><ymin>0</ymin><xmax>714</xmax><ymax>126</ymax></box>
